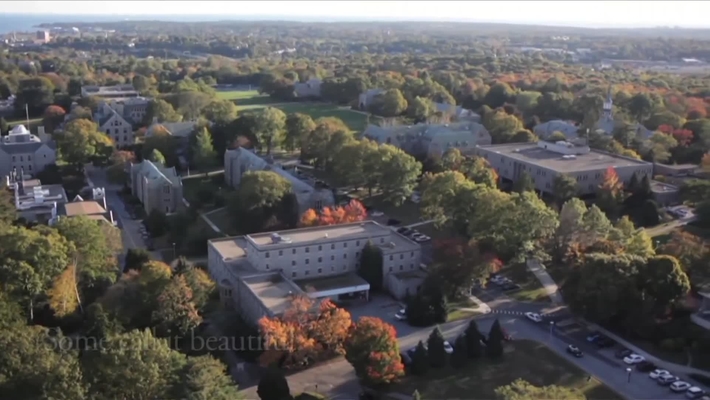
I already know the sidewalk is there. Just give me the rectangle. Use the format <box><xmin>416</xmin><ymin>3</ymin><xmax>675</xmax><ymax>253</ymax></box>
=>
<box><xmin>526</xmin><ymin>259</ymin><xmax>564</xmax><ymax>305</ymax></box>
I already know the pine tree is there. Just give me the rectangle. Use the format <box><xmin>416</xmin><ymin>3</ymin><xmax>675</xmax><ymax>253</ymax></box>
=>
<box><xmin>450</xmin><ymin>334</ymin><xmax>468</xmax><ymax>368</ymax></box>
<box><xmin>411</xmin><ymin>341</ymin><xmax>429</xmax><ymax>376</ymax></box>
<box><xmin>486</xmin><ymin>319</ymin><xmax>505</xmax><ymax>358</ymax></box>
<box><xmin>628</xmin><ymin>172</ymin><xmax>640</xmax><ymax>194</ymax></box>
<box><xmin>192</xmin><ymin>127</ymin><xmax>217</xmax><ymax>175</ymax></box>
<box><xmin>465</xmin><ymin>320</ymin><xmax>484</xmax><ymax>358</ymax></box>
<box><xmin>427</xmin><ymin>327</ymin><xmax>447</xmax><ymax>368</ymax></box>
<box><xmin>257</xmin><ymin>368</ymin><xmax>293</xmax><ymax>400</ymax></box>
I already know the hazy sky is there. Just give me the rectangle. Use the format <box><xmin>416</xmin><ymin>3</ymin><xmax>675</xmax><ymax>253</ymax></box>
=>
<box><xmin>2</xmin><ymin>1</ymin><xmax>708</xmax><ymax>28</ymax></box>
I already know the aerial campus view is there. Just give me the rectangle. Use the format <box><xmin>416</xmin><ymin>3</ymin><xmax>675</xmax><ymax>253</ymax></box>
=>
<box><xmin>2</xmin><ymin>1</ymin><xmax>710</xmax><ymax>399</ymax></box>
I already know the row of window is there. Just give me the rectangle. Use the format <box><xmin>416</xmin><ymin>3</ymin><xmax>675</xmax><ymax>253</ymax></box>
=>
<box><xmin>266</xmin><ymin>252</ymin><xmax>357</xmax><ymax>269</ymax></box>
<box><xmin>12</xmin><ymin>155</ymin><xmax>33</xmax><ymax>162</ymax></box>
<box><xmin>264</xmin><ymin>239</ymin><xmax>383</xmax><ymax>258</ymax></box>
<box><xmin>290</xmin><ymin>265</ymin><xmax>352</xmax><ymax>277</ymax></box>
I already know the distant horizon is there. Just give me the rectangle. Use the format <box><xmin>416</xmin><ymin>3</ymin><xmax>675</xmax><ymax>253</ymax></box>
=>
<box><xmin>1</xmin><ymin>1</ymin><xmax>709</xmax><ymax>30</ymax></box>
<box><xmin>1</xmin><ymin>12</ymin><xmax>707</xmax><ymax>31</ymax></box>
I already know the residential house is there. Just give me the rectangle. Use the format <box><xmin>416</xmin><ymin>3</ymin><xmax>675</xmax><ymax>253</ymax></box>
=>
<box><xmin>6</xmin><ymin>170</ymin><xmax>67</xmax><ymax>224</ymax></box>
<box><xmin>0</xmin><ymin>95</ymin><xmax>15</xmax><ymax>117</ymax></box>
<box><xmin>129</xmin><ymin>159</ymin><xmax>183</xmax><ymax>214</ymax></box>
<box><xmin>81</xmin><ymin>84</ymin><xmax>140</xmax><ymax>100</ymax></box>
<box><xmin>294</xmin><ymin>79</ymin><xmax>322</xmax><ymax>99</ymax></box>
<box><xmin>0</xmin><ymin>125</ymin><xmax>56</xmax><ymax>180</ymax></box>
<box><xmin>362</xmin><ymin>120</ymin><xmax>492</xmax><ymax>159</ymax></box>
<box><xmin>224</xmin><ymin>147</ymin><xmax>334</xmax><ymax>214</ymax></box>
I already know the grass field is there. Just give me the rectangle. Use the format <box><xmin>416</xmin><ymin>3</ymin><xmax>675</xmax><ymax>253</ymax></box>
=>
<box><xmin>217</xmin><ymin>89</ymin><xmax>373</xmax><ymax>132</ymax></box>
<box><xmin>391</xmin><ymin>340</ymin><xmax>621</xmax><ymax>400</ymax></box>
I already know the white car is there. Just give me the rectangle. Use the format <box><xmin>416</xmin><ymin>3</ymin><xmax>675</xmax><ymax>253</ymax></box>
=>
<box><xmin>649</xmin><ymin>369</ymin><xmax>672</xmax><ymax>379</ymax></box>
<box><xmin>394</xmin><ymin>309</ymin><xmax>406</xmax><ymax>320</ymax></box>
<box><xmin>443</xmin><ymin>341</ymin><xmax>454</xmax><ymax>354</ymax></box>
<box><xmin>525</xmin><ymin>312</ymin><xmax>543</xmax><ymax>323</ymax></box>
<box><xmin>686</xmin><ymin>387</ymin><xmax>705</xmax><ymax>399</ymax></box>
<box><xmin>670</xmin><ymin>381</ymin><xmax>692</xmax><ymax>393</ymax></box>
<box><xmin>623</xmin><ymin>354</ymin><xmax>645</xmax><ymax>364</ymax></box>
<box><xmin>414</xmin><ymin>235</ymin><xmax>431</xmax><ymax>243</ymax></box>
<box><xmin>371</xmin><ymin>211</ymin><xmax>384</xmax><ymax>217</ymax></box>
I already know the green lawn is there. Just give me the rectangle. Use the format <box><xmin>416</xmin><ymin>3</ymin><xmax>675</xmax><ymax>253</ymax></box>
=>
<box><xmin>181</xmin><ymin>172</ymin><xmax>229</xmax><ymax>211</ymax></box>
<box><xmin>498</xmin><ymin>262</ymin><xmax>551</xmax><ymax>303</ymax></box>
<box><xmin>391</xmin><ymin>340</ymin><xmax>621</xmax><ymax>400</ymax></box>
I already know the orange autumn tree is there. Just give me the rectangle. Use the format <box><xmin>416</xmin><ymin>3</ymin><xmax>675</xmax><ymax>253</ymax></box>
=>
<box><xmin>299</xmin><ymin>200</ymin><xmax>368</xmax><ymax>227</ymax></box>
<box><xmin>258</xmin><ymin>296</ymin><xmax>352</xmax><ymax>368</ymax></box>
<box><xmin>597</xmin><ymin>166</ymin><xmax>624</xmax><ymax>216</ymax></box>
<box><xmin>344</xmin><ymin>316</ymin><xmax>404</xmax><ymax>385</ymax></box>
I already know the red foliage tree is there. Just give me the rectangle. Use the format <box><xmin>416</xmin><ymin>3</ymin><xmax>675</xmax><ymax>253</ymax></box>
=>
<box><xmin>344</xmin><ymin>317</ymin><xmax>404</xmax><ymax>385</ymax></box>
<box><xmin>299</xmin><ymin>200</ymin><xmax>368</xmax><ymax>227</ymax></box>
<box><xmin>658</xmin><ymin>125</ymin><xmax>693</xmax><ymax>146</ymax></box>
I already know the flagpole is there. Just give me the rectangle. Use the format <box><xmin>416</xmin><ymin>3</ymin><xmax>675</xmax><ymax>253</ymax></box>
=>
<box><xmin>25</xmin><ymin>103</ymin><xmax>29</xmax><ymax>128</ymax></box>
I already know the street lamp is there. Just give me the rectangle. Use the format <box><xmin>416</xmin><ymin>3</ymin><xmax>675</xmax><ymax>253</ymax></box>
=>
<box><xmin>172</xmin><ymin>242</ymin><xmax>176</xmax><ymax>260</ymax></box>
<box><xmin>626</xmin><ymin>368</ymin><xmax>632</xmax><ymax>383</ymax></box>
<box><xmin>549</xmin><ymin>321</ymin><xmax>555</xmax><ymax>342</ymax></box>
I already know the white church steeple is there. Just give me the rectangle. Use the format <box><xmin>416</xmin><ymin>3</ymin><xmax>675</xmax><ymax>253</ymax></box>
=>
<box><xmin>602</xmin><ymin>86</ymin><xmax>613</xmax><ymax>120</ymax></box>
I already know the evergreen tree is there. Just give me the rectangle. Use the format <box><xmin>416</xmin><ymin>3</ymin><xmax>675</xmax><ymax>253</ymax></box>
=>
<box><xmin>149</xmin><ymin>149</ymin><xmax>166</xmax><ymax>165</ymax></box>
<box><xmin>450</xmin><ymin>334</ymin><xmax>468</xmax><ymax>368</ymax></box>
<box><xmin>639</xmin><ymin>174</ymin><xmax>652</xmax><ymax>198</ymax></box>
<box><xmin>427</xmin><ymin>326</ymin><xmax>447</xmax><ymax>368</ymax></box>
<box><xmin>0</xmin><ymin>117</ymin><xmax>7</xmax><ymax>135</ymax></box>
<box><xmin>628</xmin><ymin>172</ymin><xmax>640</xmax><ymax>194</ymax></box>
<box><xmin>358</xmin><ymin>242</ymin><xmax>383</xmax><ymax>291</ymax></box>
<box><xmin>464</xmin><ymin>320</ymin><xmax>485</xmax><ymax>358</ymax></box>
<box><xmin>192</xmin><ymin>127</ymin><xmax>218</xmax><ymax>175</ymax></box>
<box><xmin>257</xmin><ymin>369</ymin><xmax>293</xmax><ymax>400</ymax></box>
<box><xmin>486</xmin><ymin>319</ymin><xmax>505</xmax><ymax>358</ymax></box>
<box><xmin>410</xmin><ymin>341</ymin><xmax>429</xmax><ymax>376</ymax></box>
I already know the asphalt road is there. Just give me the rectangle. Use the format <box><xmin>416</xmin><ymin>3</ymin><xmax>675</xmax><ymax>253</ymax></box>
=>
<box><xmin>396</xmin><ymin>313</ymin><xmax>684</xmax><ymax>400</ymax></box>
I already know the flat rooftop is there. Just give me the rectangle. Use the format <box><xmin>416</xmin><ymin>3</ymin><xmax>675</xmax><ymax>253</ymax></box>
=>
<box><xmin>210</xmin><ymin>236</ymin><xmax>248</xmax><ymax>261</ymax></box>
<box><xmin>477</xmin><ymin>143</ymin><xmax>651</xmax><ymax>172</ymax></box>
<box><xmin>296</xmin><ymin>273</ymin><xmax>369</xmax><ymax>294</ymax></box>
<box><xmin>244</xmin><ymin>274</ymin><xmax>302</xmax><ymax>315</ymax></box>
<box><xmin>247</xmin><ymin>221</ymin><xmax>391</xmax><ymax>249</ymax></box>
<box><xmin>63</xmin><ymin>201</ymin><xmax>106</xmax><ymax>217</ymax></box>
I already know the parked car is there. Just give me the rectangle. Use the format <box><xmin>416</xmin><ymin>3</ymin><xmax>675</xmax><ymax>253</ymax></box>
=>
<box><xmin>671</xmin><ymin>381</ymin><xmax>692</xmax><ymax>393</ymax></box>
<box><xmin>443</xmin><ymin>341</ymin><xmax>454</xmax><ymax>354</ymax></box>
<box><xmin>413</xmin><ymin>235</ymin><xmax>431</xmax><ymax>243</ymax></box>
<box><xmin>371</xmin><ymin>211</ymin><xmax>384</xmax><ymax>217</ymax></box>
<box><xmin>615</xmin><ymin>348</ymin><xmax>633</xmax><ymax>359</ymax></box>
<box><xmin>636</xmin><ymin>361</ymin><xmax>656</xmax><ymax>372</ymax></box>
<box><xmin>394</xmin><ymin>309</ymin><xmax>407</xmax><ymax>321</ymax></box>
<box><xmin>623</xmin><ymin>354</ymin><xmax>645</xmax><ymax>364</ymax></box>
<box><xmin>658</xmin><ymin>375</ymin><xmax>679</xmax><ymax>386</ymax></box>
<box><xmin>501</xmin><ymin>283</ymin><xmax>521</xmax><ymax>291</ymax></box>
<box><xmin>649</xmin><ymin>369</ymin><xmax>672</xmax><ymax>379</ymax></box>
<box><xmin>566</xmin><ymin>345</ymin><xmax>583</xmax><ymax>357</ymax></box>
<box><xmin>397</xmin><ymin>227</ymin><xmax>412</xmax><ymax>235</ymax></box>
<box><xmin>387</xmin><ymin>218</ymin><xmax>401</xmax><ymax>226</ymax></box>
<box><xmin>687</xmin><ymin>387</ymin><xmax>706</xmax><ymax>399</ymax></box>
<box><xmin>525</xmin><ymin>312</ymin><xmax>543</xmax><ymax>323</ymax></box>
<box><xmin>586</xmin><ymin>332</ymin><xmax>601</xmax><ymax>342</ymax></box>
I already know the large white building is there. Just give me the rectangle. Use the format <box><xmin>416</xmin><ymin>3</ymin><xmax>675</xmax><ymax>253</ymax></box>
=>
<box><xmin>224</xmin><ymin>147</ymin><xmax>334</xmax><ymax>214</ymax></box>
<box><xmin>208</xmin><ymin>221</ymin><xmax>424</xmax><ymax>325</ymax></box>
<box><xmin>0</xmin><ymin>125</ymin><xmax>56</xmax><ymax>180</ymax></box>
<box><xmin>472</xmin><ymin>140</ymin><xmax>654</xmax><ymax>196</ymax></box>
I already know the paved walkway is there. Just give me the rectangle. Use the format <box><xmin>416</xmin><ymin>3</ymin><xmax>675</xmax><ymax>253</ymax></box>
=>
<box><xmin>403</xmin><ymin>219</ymin><xmax>435</xmax><ymax>229</ymax></box>
<box><xmin>526</xmin><ymin>259</ymin><xmax>564</xmax><ymax>305</ymax></box>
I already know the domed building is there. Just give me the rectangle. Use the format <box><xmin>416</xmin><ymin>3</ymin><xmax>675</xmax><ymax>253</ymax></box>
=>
<box><xmin>0</xmin><ymin>124</ymin><xmax>56</xmax><ymax>180</ymax></box>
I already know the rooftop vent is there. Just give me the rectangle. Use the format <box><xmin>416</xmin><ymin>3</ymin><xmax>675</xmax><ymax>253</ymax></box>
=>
<box><xmin>270</xmin><ymin>233</ymin><xmax>282</xmax><ymax>244</ymax></box>
<box><xmin>324</xmin><ymin>233</ymin><xmax>329</xmax><ymax>238</ymax></box>
<box><xmin>513</xmin><ymin>148</ymin><xmax>521</xmax><ymax>153</ymax></box>
<box><xmin>562</xmin><ymin>155</ymin><xmax>577</xmax><ymax>160</ymax></box>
